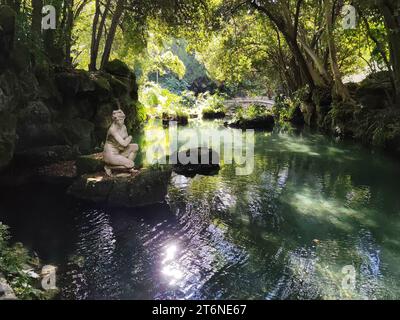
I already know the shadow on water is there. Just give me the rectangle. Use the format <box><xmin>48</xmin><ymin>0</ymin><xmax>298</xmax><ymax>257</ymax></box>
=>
<box><xmin>1</xmin><ymin>120</ymin><xmax>400</xmax><ymax>300</ymax></box>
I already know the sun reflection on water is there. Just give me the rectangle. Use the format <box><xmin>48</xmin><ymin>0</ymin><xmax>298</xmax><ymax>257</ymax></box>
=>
<box><xmin>161</xmin><ymin>243</ymin><xmax>184</xmax><ymax>286</ymax></box>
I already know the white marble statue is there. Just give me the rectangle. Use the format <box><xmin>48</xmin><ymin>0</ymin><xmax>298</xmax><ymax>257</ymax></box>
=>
<box><xmin>103</xmin><ymin>109</ymin><xmax>139</xmax><ymax>176</ymax></box>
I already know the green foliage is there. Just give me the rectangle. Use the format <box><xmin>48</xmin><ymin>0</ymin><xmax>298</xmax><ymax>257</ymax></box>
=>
<box><xmin>199</xmin><ymin>92</ymin><xmax>227</xmax><ymax>119</ymax></box>
<box><xmin>325</xmin><ymin>101</ymin><xmax>358</xmax><ymax>135</ymax></box>
<box><xmin>140</xmin><ymin>81</ymin><xmax>190</xmax><ymax>124</ymax></box>
<box><xmin>356</xmin><ymin>108</ymin><xmax>400</xmax><ymax>147</ymax></box>
<box><xmin>0</xmin><ymin>223</ymin><xmax>47</xmax><ymax>300</ymax></box>
<box><xmin>273</xmin><ymin>95</ymin><xmax>299</xmax><ymax>122</ymax></box>
<box><xmin>130</xmin><ymin>100</ymin><xmax>147</xmax><ymax>131</ymax></box>
<box><xmin>157</xmin><ymin>73</ymin><xmax>190</xmax><ymax>94</ymax></box>
<box><xmin>180</xmin><ymin>90</ymin><xmax>197</xmax><ymax>108</ymax></box>
<box><xmin>233</xmin><ymin>104</ymin><xmax>272</xmax><ymax>122</ymax></box>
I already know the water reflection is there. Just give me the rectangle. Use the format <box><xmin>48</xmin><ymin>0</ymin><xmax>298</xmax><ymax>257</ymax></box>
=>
<box><xmin>59</xmin><ymin>121</ymin><xmax>400</xmax><ymax>299</ymax></box>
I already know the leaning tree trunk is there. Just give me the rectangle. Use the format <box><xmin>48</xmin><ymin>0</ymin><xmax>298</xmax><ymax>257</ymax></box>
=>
<box><xmin>249</xmin><ymin>0</ymin><xmax>316</xmax><ymax>91</ymax></box>
<box><xmin>100</xmin><ymin>0</ymin><xmax>125</xmax><ymax>69</ymax></box>
<box><xmin>324</xmin><ymin>0</ymin><xmax>350</xmax><ymax>101</ymax></box>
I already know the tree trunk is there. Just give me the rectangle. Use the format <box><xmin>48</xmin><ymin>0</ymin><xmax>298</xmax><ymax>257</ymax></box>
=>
<box><xmin>100</xmin><ymin>0</ymin><xmax>125</xmax><ymax>69</ymax></box>
<box><xmin>249</xmin><ymin>1</ymin><xmax>316</xmax><ymax>91</ymax></box>
<box><xmin>89</xmin><ymin>0</ymin><xmax>101</xmax><ymax>71</ymax></box>
<box><xmin>92</xmin><ymin>0</ymin><xmax>112</xmax><ymax>70</ymax></box>
<box><xmin>379</xmin><ymin>1</ymin><xmax>400</xmax><ymax>105</ymax></box>
<box><xmin>31</xmin><ymin>0</ymin><xmax>43</xmax><ymax>38</ymax></box>
<box><xmin>65</xmin><ymin>0</ymin><xmax>74</xmax><ymax>65</ymax></box>
<box><xmin>298</xmin><ymin>36</ymin><xmax>331</xmax><ymax>85</ymax></box>
<box><xmin>284</xmin><ymin>32</ymin><xmax>316</xmax><ymax>90</ymax></box>
<box><xmin>5</xmin><ymin>0</ymin><xmax>21</xmax><ymax>13</ymax></box>
<box><xmin>324</xmin><ymin>0</ymin><xmax>350</xmax><ymax>101</ymax></box>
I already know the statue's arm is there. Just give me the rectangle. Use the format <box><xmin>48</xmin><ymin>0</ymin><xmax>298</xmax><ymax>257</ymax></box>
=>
<box><xmin>109</xmin><ymin>128</ymin><xmax>132</xmax><ymax>147</ymax></box>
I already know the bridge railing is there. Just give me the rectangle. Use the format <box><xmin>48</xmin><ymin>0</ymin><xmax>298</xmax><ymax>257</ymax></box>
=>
<box><xmin>224</xmin><ymin>97</ymin><xmax>275</xmax><ymax>108</ymax></box>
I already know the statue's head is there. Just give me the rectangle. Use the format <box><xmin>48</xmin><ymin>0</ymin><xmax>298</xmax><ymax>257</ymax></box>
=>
<box><xmin>112</xmin><ymin>109</ymin><xmax>125</xmax><ymax>126</ymax></box>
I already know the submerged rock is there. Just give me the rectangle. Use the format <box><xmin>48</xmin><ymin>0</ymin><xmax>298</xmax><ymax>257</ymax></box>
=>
<box><xmin>67</xmin><ymin>166</ymin><xmax>172</xmax><ymax>208</ymax></box>
<box><xmin>228</xmin><ymin>114</ymin><xmax>275</xmax><ymax>130</ymax></box>
<box><xmin>171</xmin><ymin>147</ymin><xmax>221</xmax><ymax>177</ymax></box>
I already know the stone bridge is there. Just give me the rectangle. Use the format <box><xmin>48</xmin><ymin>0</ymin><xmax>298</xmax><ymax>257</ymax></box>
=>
<box><xmin>224</xmin><ymin>97</ymin><xmax>275</xmax><ymax>110</ymax></box>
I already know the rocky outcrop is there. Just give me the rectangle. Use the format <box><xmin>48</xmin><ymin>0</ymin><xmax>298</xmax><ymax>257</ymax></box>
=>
<box><xmin>76</xmin><ymin>153</ymin><xmax>105</xmax><ymax>175</ymax></box>
<box><xmin>67</xmin><ymin>166</ymin><xmax>172</xmax><ymax>208</ymax></box>
<box><xmin>0</xmin><ymin>15</ymin><xmax>141</xmax><ymax>171</ymax></box>
<box><xmin>356</xmin><ymin>71</ymin><xmax>393</xmax><ymax>110</ymax></box>
<box><xmin>0</xmin><ymin>6</ymin><xmax>142</xmax><ymax>171</ymax></box>
<box><xmin>14</xmin><ymin>145</ymin><xmax>79</xmax><ymax>166</ymax></box>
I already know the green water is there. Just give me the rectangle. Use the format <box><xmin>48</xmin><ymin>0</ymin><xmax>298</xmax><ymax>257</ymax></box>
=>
<box><xmin>1</xmin><ymin>120</ymin><xmax>400</xmax><ymax>299</ymax></box>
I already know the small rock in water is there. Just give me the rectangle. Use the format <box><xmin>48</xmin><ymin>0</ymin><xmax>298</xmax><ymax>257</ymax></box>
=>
<box><xmin>171</xmin><ymin>147</ymin><xmax>220</xmax><ymax>178</ymax></box>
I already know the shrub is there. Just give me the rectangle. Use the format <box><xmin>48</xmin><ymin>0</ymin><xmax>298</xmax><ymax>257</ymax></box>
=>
<box><xmin>355</xmin><ymin>107</ymin><xmax>400</xmax><ymax>147</ymax></box>
<box><xmin>0</xmin><ymin>223</ymin><xmax>49</xmax><ymax>300</ymax></box>
<box><xmin>273</xmin><ymin>94</ymin><xmax>300</xmax><ymax>120</ymax></box>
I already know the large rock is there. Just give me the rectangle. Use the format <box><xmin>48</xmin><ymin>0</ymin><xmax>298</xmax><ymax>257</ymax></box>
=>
<box><xmin>228</xmin><ymin>114</ymin><xmax>275</xmax><ymax>130</ymax></box>
<box><xmin>171</xmin><ymin>147</ymin><xmax>221</xmax><ymax>177</ymax></box>
<box><xmin>14</xmin><ymin>145</ymin><xmax>79</xmax><ymax>166</ymax></box>
<box><xmin>104</xmin><ymin>59</ymin><xmax>132</xmax><ymax>78</ymax></box>
<box><xmin>11</xmin><ymin>42</ymin><xmax>32</xmax><ymax>72</ymax></box>
<box><xmin>17</xmin><ymin>100</ymin><xmax>62</xmax><ymax>149</ymax></box>
<box><xmin>0</xmin><ymin>48</ymin><xmax>141</xmax><ymax>169</ymax></box>
<box><xmin>62</xmin><ymin>118</ymin><xmax>95</xmax><ymax>154</ymax></box>
<box><xmin>357</xmin><ymin>71</ymin><xmax>393</xmax><ymax>110</ymax></box>
<box><xmin>76</xmin><ymin>153</ymin><xmax>104</xmax><ymax>175</ymax></box>
<box><xmin>67</xmin><ymin>166</ymin><xmax>173</xmax><ymax>208</ymax></box>
<box><xmin>94</xmin><ymin>102</ymin><xmax>114</xmax><ymax>141</ymax></box>
<box><xmin>103</xmin><ymin>59</ymin><xmax>138</xmax><ymax>99</ymax></box>
<box><xmin>55</xmin><ymin>70</ymin><xmax>92</xmax><ymax>96</ymax></box>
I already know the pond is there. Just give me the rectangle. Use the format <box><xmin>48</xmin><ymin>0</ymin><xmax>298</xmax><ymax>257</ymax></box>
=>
<box><xmin>1</xmin><ymin>120</ymin><xmax>400</xmax><ymax>300</ymax></box>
